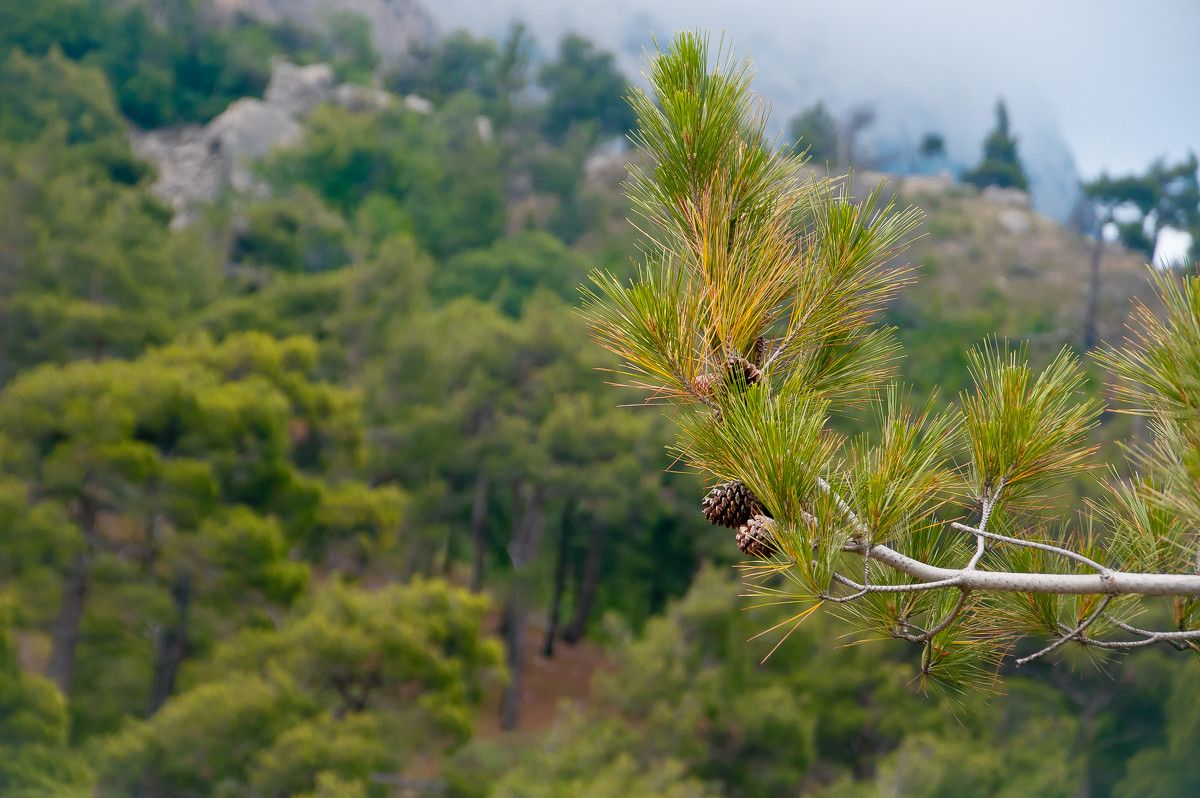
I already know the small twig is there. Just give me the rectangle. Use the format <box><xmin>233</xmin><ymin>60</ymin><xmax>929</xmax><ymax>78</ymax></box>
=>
<box><xmin>1073</xmin><ymin>633</ymin><xmax>1198</xmax><ymax>651</ymax></box>
<box><xmin>830</xmin><ymin>571</ymin><xmax>963</xmax><ymax>595</ymax></box>
<box><xmin>964</xmin><ymin>527</ymin><xmax>988</xmax><ymax>572</ymax></box>
<box><xmin>965</xmin><ymin>480</ymin><xmax>1004</xmax><ymax>571</ymax></box>
<box><xmin>1096</xmin><ymin>614</ymin><xmax>1200</xmax><ymax>647</ymax></box>
<box><xmin>916</xmin><ymin>589</ymin><xmax>970</xmax><ymax>642</ymax></box>
<box><xmin>816</xmin><ymin>476</ymin><xmax>870</xmax><ymax>536</ymax></box>
<box><xmin>1016</xmin><ymin>596</ymin><xmax>1114</xmax><ymax>666</ymax></box>
<box><xmin>760</xmin><ymin>299</ymin><xmax>814</xmax><ymax>374</ymax></box>
<box><xmin>950</xmin><ymin>523</ymin><xmax>1113</xmax><ymax>576</ymax></box>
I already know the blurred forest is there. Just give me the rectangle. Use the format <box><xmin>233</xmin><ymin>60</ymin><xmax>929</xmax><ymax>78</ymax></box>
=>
<box><xmin>0</xmin><ymin>1</ymin><xmax>1196</xmax><ymax>796</ymax></box>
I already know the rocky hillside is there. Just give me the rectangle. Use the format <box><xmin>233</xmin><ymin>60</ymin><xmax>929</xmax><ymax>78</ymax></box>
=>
<box><xmin>897</xmin><ymin>176</ymin><xmax>1156</xmax><ymax>344</ymax></box>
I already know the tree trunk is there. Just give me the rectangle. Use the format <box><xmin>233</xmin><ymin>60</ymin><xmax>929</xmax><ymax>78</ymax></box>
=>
<box><xmin>470</xmin><ymin>474</ymin><xmax>489</xmax><ymax>592</ymax></box>
<box><xmin>498</xmin><ymin>591</ymin><xmax>527</xmax><ymax>731</ymax></box>
<box><xmin>506</xmin><ymin>482</ymin><xmax>545</xmax><ymax>570</ymax></box>
<box><xmin>563</xmin><ymin>516</ymin><xmax>605</xmax><ymax>644</ymax></box>
<box><xmin>147</xmin><ymin>571</ymin><xmax>191</xmax><ymax>715</ymax></box>
<box><xmin>498</xmin><ymin>483</ymin><xmax>545</xmax><ymax>729</ymax></box>
<box><xmin>1083</xmin><ymin>226</ymin><xmax>1105</xmax><ymax>351</ymax></box>
<box><xmin>48</xmin><ymin>549</ymin><xmax>89</xmax><ymax>695</ymax></box>
<box><xmin>542</xmin><ymin>499</ymin><xmax>575</xmax><ymax>658</ymax></box>
<box><xmin>49</xmin><ymin>495</ymin><xmax>99</xmax><ymax>696</ymax></box>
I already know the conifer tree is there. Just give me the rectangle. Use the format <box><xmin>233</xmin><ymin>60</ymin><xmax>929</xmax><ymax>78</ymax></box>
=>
<box><xmin>963</xmin><ymin>99</ymin><xmax>1029</xmax><ymax>192</ymax></box>
<box><xmin>584</xmin><ymin>32</ymin><xmax>1200</xmax><ymax>697</ymax></box>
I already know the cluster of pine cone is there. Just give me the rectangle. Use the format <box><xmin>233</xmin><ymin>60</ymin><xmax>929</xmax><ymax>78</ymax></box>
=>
<box><xmin>690</xmin><ymin>337</ymin><xmax>766</xmax><ymax>399</ymax></box>
<box><xmin>702</xmin><ymin>480</ymin><xmax>778</xmax><ymax>559</ymax></box>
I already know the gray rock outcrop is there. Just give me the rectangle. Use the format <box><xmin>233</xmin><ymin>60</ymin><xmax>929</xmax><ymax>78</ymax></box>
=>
<box><xmin>130</xmin><ymin>60</ymin><xmax>407</xmax><ymax>228</ymax></box>
<box><xmin>264</xmin><ymin>61</ymin><xmax>336</xmax><ymax>118</ymax></box>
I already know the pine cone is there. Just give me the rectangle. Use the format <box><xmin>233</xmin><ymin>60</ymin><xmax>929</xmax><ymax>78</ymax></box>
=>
<box><xmin>702</xmin><ymin>481</ymin><xmax>765</xmax><ymax>528</ymax></box>
<box><xmin>735</xmin><ymin>514</ymin><xmax>779</xmax><ymax>559</ymax></box>
<box><xmin>690</xmin><ymin>372</ymin><xmax>722</xmax><ymax>399</ymax></box>
<box><xmin>724</xmin><ymin>355</ymin><xmax>762</xmax><ymax>388</ymax></box>
<box><xmin>748</xmin><ymin>335</ymin><xmax>766</xmax><ymax>367</ymax></box>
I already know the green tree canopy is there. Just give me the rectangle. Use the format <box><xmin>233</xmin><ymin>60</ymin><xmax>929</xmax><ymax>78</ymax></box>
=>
<box><xmin>0</xmin><ymin>332</ymin><xmax>404</xmax><ymax>734</ymax></box>
<box><xmin>95</xmin><ymin>579</ymin><xmax>503</xmax><ymax>798</ymax></box>
<box><xmin>0</xmin><ymin>124</ymin><xmax>220</xmax><ymax>380</ymax></box>
<box><xmin>1085</xmin><ymin>154</ymin><xmax>1200</xmax><ymax>261</ymax></box>
<box><xmin>266</xmin><ymin>100</ymin><xmax>506</xmax><ymax>259</ymax></box>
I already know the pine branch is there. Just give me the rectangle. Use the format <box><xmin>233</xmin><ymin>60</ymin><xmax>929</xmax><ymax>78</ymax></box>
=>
<box><xmin>589</xmin><ymin>31</ymin><xmax>1200</xmax><ymax>693</ymax></box>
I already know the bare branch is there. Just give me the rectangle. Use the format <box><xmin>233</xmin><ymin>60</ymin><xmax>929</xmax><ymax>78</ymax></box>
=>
<box><xmin>842</xmin><ymin>538</ymin><xmax>1200</xmax><ymax>596</ymax></box>
<box><xmin>949</xmin><ymin>522</ymin><xmax>1112</xmax><ymax>576</ymax></box>
<box><xmin>915</xmin><ymin>589</ymin><xmax>970</xmax><ymax>643</ymax></box>
<box><xmin>1101</xmin><ymin>614</ymin><xmax>1200</xmax><ymax>641</ymax></box>
<box><xmin>964</xmin><ymin>484</ymin><xmax>1000</xmax><ymax>571</ymax></box>
<box><xmin>830</xmin><ymin>571</ymin><xmax>963</xmax><ymax>596</ymax></box>
<box><xmin>1072</xmin><ymin>628</ymin><xmax>1200</xmax><ymax>650</ymax></box>
<box><xmin>1016</xmin><ymin>596</ymin><xmax>1114</xmax><ymax>666</ymax></box>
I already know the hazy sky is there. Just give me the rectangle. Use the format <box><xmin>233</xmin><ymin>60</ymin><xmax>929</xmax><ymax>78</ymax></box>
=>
<box><xmin>428</xmin><ymin>0</ymin><xmax>1200</xmax><ymax>181</ymax></box>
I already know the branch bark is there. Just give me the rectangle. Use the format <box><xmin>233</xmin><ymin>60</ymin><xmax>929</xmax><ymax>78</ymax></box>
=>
<box><xmin>843</xmin><ymin>539</ymin><xmax>1200</xmax><ymax>596</ymax></box>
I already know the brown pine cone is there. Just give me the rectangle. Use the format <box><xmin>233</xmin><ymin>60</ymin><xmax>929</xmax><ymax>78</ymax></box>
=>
<box><xmin>735</xmin><ymin>514</ymin><xmax>779</xmax><ymax>559</ymax></box>
<box><xmin>702</xmin><ymin>481</ymin><xmax>765</xmax><ymax>528</ymax></box>
<box><xmin>690</xmin><ymin>372</ymin><xmax>722</xmax><ymax>399</ymax></box>
<box><xmin>724</xmin><ymin>355</ymin><xmax>762</xmax><ymax>388</ymax></box>
<box><xmin>748</xmin><ymin>335</ymin><xmax>766</xmax><ymax>367</ymax></box>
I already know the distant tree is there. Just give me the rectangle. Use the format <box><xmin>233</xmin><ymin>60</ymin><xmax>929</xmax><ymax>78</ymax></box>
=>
<box><xmin>539</xmin><ymin>33</ymin><xmax>635</xmax><ymax>141</ymax></box>
<box><xmin>0</xmin><ymin>48</ymin><xmax>124</xmax><ymax>146</ymax></box>
<box><xmin>962</xmin><ymin>99</ymin><xmax>1029</xmax><ymax>191</ymax></box>
<box><xmin>389</xmin><ymin>30</ymin><xmax>500</xmax><ymax>102</ymax></box>
<box><xmin>0</xmin><ymin>131</ymin><xmax>219</xmax><ymax>381</ymax></box>
<box><xmin>919</xmin><ymin>132</ymin><xmax>945</xmax><ymax>159</ymax></box>
<box><xmin>786</xmin><ymin>101</ymin><xmax>838</xmax><ymax>165</ymax></box>
<box><xmin>838</xmin><ymin>103</ymin><xmax>877</xmax><ymax>168</ymax></box>
<box><xmin>320</xmin><ymin>11</ymin><xmax>380</xmax><ymax>85</ymax></box>
<box><xmin>494</xmin><ymin>22</ymin><xmax>534</xmax><ymax>123</ymax></box>
<box><xmin>1081</xmin><ymin>154</ymin><xmax>1199</xmax><ymax>348</ymax></box>
<box><xmin>232</xmin><ymin>189</ymin><xmax>353</xmax><ymax>274</ymax></box>
<box><xmin>266</xmin><ymin>100</ymin><xmax>507</xmax><ymax>259</ymax></box>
